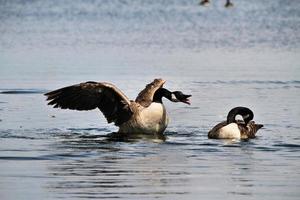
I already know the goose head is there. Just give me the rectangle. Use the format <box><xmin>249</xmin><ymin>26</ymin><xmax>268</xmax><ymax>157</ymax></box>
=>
<box><xmin>227</xmin><ymin>107</ymin><xmax>254</xmax><ymax>125</ymax></box>
<box><xmin>171</xmin><ymin>91</ymin><xmax>192</xmax><ymax>105</ymax></box>
<box><xmin>153</xmin><ymin>88</ymin><xmax>191</xmax><ymax>105</ymax></box>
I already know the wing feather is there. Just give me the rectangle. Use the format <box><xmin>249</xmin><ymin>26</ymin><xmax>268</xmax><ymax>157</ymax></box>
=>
<box><xmin>45</xmin><ymin>82</ymin><xmax>133</xmax><ymax>125</ymax></box>
<box><xmin>135</xmin><ymin>78</ymin><xmax>166</xmax><ymax>107</ymax></box>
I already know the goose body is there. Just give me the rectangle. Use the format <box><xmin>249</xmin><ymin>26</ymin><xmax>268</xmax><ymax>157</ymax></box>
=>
<box><xmin>208</xmin><ymin>107</ymin><xmax>263</xmax><ymax>139</ymax></box>
<box><xmin>119</xmin><ymin>102</ymin><xmax>169</xmax><ymax>134</ymax></box>
<box><xmin>45</xmin><ymin>79</ymin><xmax>191</xmax><ymax>135</ymax></box>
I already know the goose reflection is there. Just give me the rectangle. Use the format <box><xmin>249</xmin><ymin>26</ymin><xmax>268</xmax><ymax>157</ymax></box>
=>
<box><xmin>46</xmin><ymin>132</ymin><xmax>190</xmax><ymax>199</ymax></box>
<box><xmin>222</xmin><ymin>143</ymin><xmax>255</xmax><ymax>197</ymax></box>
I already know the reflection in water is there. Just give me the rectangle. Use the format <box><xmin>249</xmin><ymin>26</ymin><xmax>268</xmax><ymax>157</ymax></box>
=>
<box><xmin>106</xmin><ymin>132</ymin><xmax>167</xmax><ymax>143</ymax></box>
<box><xmin>226</xmin><ymin>147</ymin><xmax>255</xmax><ymax>197</ymax></box>
<box><xmin>46</xmin><ymin>133</ymin><xmax>190</xmax><ymax>199</ymax></box>
<box><xmin>0</xmin><ymin>0</ymin><xmax>299</xmax><ymax>199</ymax></box>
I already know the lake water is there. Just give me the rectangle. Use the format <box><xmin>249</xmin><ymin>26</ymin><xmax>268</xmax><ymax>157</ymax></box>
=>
<box><xmin>0</xmin><ymin>0</ymin><xmax>300</xmax><ymax>199</ymax></box>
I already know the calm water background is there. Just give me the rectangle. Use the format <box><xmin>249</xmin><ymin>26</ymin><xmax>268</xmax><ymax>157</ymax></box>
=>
<box><xmin>0</xmin><ymin>0</ymin><xmax>300</xmax><ymax>199</ymax></box>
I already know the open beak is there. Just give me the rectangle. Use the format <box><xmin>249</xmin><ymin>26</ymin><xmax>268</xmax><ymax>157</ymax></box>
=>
<box><xmin>180</xmin><ymin>94</ymin><xmax>192</xmax><ymax>105</ymax></box>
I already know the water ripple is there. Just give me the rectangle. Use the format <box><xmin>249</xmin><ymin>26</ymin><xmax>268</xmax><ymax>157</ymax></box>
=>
<box><xmin>193</xmin><ymin>80</ymin><xmax>300</xmax><ymax>85</ymax></box>
<box><xmin>273</xmin><ymin>143</ymin><xmax>300</xmax><ymax>148</ymax></box>
<box><xmin>0</xmin><ymin>89</ymin><xmax>47</xmax><ymax>94</ymax></box>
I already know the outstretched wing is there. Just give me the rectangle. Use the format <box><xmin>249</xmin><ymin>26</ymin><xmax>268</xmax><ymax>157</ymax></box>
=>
<box><xmin>135</xmin><ymin>78</ymin><xmax>166</xmax><ymax>107</ymax></box>
<box><xmin>45</xmin><ymin>81</ymin><xmax>133</xmax><ymax>126</ymax></box>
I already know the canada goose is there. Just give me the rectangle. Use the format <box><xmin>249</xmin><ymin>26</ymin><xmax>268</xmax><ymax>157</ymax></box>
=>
<box><xmin>200</xmin><ymin>0</ymin><xmax>233</xmax><ymax>7</ymax></box>
<box><xmin>199</xmin><ymin>0</ymin><xmax>210</xmax><ymax>6</ymax></box>
<box><xmin>208</xmin><ymin>107</ymin><xmax>263</xmax><ymax>139</ymax></box>
<box><xmin>45</xmin><ymin>79</ymin><xmax>191</xmax><ymax>135</ymax></box>
<box><xmin>224</xmin><ymin>0</ymin><xmax>234</xmax><ymax>8</ymax></box>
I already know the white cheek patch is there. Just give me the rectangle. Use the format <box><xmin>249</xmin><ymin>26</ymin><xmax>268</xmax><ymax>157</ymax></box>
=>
<box><xmin>171</xmin><ymin>93</ymin><xmax>176</xmax><ymax>101</ymax></box>
<box><xmin>98</xmin><ymin>88</ymin><xmax>103</xmax><ymax>93</ymax></box>
<box><xmin>235</xmin><ymin>115</ymin><xmax>243</xmax><ymax>121</ymax></box>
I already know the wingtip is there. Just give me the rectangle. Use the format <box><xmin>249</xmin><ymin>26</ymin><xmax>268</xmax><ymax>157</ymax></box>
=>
<box><xmin>153</xmin><ymin>78</ymin><xmax>165</xmax><ymax>82</ymax></box>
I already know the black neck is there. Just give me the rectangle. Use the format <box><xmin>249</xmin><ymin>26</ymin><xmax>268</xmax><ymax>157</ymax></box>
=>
<box><xmin>227</xmin><ymin>107</ymin><xmax>254</xmax><ymax>124</ymax></box>
<box><xmin>153</xmin><ymin>88</ymin><xmax>172</xmax><ymax>103</ymax></box>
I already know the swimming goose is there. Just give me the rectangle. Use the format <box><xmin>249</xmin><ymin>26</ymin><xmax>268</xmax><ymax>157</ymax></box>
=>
<box><xmin>224</xmin><ymin>0</ymin><xmax>234</xmax><ymax>8</ymax></box>
<box><xmin>45</xmin><ymin>79</ymin><xmax>191</xmax><ymax>135</ymax></box>
<box><xmin>200</xmin><ymin>0</ymin><xmax>233</xmax><ymax>7</ymax></box>
<box><xmin>208</xmin><ymin>107</ymin><xmax>263</xmax><ymax>139</ymax></box>
<box><xmin>199</xmin><ymin>0</ymin><xmax>210</xmax><ymax>6</ymax></box>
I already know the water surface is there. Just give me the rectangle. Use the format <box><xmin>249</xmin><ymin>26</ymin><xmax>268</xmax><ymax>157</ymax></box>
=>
<box><xmin>0</xmin><ymin>0</ymin><xmax>300</xmax><ymax>199</ymax></box>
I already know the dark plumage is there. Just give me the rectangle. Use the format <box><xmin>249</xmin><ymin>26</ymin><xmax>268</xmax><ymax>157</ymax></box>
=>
<box><xmin>45</xmin><ymin>79</ymin><xmax>191</xmax><ymax>134</ymax></box>
<box><xmin>45</xmin><ymin>82</ymin><xmax>133</xmax><ymax>125</ymax></box>
<box><xmin>208</xmin><ymin>107</ymin><xmax>263</xmax><ymax>139</ymax></box>
<box><xmin>200</xmin><ymin>0</ymin><xmax>233</xmax><ymax>7</ymax></box>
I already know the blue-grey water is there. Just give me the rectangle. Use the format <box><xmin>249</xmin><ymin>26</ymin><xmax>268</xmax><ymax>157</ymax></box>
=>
<box><xmin>0</xmin><ymin>0</ymin><xmax>300</xmax><ymax>199</ymax></box>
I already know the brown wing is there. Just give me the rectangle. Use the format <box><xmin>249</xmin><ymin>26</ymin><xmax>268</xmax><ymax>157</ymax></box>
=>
<box><xmin>208</xmin><ymin>121</ymin><xmax>227</xmax><ymax>138</ymax></box>
<box><xmin>238</xmin><ymin>121</ymin><xmax>263</xmax><ymax>139</ymax></box>
<box><xmin>44</xmin><ymin>81</ymin><xmax>133</xmax><ymax>126</ymax></box>
<box><xmin>135</xmin><ymin>78</ymin><xmax>166</xmax><ymax>107</ymax></box>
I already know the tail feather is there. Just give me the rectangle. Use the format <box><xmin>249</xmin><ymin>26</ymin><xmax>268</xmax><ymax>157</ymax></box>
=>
<box><xmin>256</xmin><ymin>124</ymin><xmax>264</xmax><ymax>130</ymax></box>
<box><xmin>243</xmin><ymin>121</ymin><xmax>263</xmax><ymax>138</ymax></box>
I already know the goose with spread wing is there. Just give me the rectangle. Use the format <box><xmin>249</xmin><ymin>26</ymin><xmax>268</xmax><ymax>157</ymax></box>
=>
<box><xmin>208</xmin><ymin>107</ymin><xmax>263</xmax><ymax>139</ymax></box>
<box><xmin>45</xmin><ymin>79</ymin><xmax>191</xmax><ymax>135</ymax></box>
